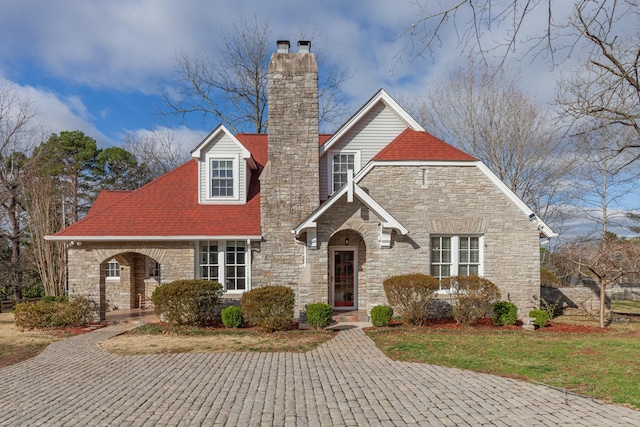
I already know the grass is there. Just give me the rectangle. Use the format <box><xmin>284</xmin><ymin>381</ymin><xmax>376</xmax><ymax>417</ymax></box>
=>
<box><xmin>0</xmin><ymin>312</ymin><xmax>63</xmax><ymax>368</ymax></box>
<box><xmin>98</xmin><ymin>323</ymin><xmax>335</xmax><ymax>355</ymax></box>
<box><xmin>366</xmin><ymin>315</ymin><xmax>640</xmax><ymax>409</ymax></box>
<box><xmin>611</xmin><ymin>300</ymin><xmax>640</xmax><ymax>314</ymax></box>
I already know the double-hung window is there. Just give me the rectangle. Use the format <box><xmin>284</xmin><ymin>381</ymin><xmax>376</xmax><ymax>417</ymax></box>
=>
<box><xmin>199</xmin><ymin>242</ymin><xmax>219</xmax><ymax>281</ymax></box>
<box><xmin>331</xmin><ymin>151</ymin><xmax>360</xmax><ymax>193</ymax></box>
<box><xmin>431</xmin><ymin>236</ymin><xmax>482</xmax><ymax>290</ymax></box>
<box><xmin>198</xmin><ymin>240</ymin><xmax>248</xmax><ymax>292</ymax></box>
<box><xmin>105</xmin><ymin>259</ymin><xmax>120</xmax><ymax>279</ymax></box>
<box><xmin>211</xmin><ymin>159</ymin><xmax>235</xmax><ymax>198</ymax></box>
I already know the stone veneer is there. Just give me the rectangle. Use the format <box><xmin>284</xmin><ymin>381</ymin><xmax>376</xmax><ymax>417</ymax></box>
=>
<box><xmin>253</xmin><ymin>47</ymin><xmax>320</xmax><ymax>311</ymax></box>
<box><xmin>67</xmin><ymin>241</ymin><xmax>195</xmax><ymax>320</ymax></box>
<box><xmin>299</xmin><ymin>164</ymin><xmax>541</xmax><ymax>317</ymax></box>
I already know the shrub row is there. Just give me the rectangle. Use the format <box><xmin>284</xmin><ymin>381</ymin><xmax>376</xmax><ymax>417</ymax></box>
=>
<box><xmin>13</xmin><ymin>297</ymin><xmax>94</xmax><ymax>329</ymax></box>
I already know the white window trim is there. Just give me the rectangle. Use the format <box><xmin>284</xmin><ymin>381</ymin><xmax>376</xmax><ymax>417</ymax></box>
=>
<box><xmin>206</xmin><ymin>154</ymin><xmax>240</xmax><ymax>201</ymax></box>
<box><xmin>105</xmin><ymin>260</ymin><xmax>120</xmax><ymax>280</ymax></box>
<box><xmin>195</xmin><ymin>239</ymin><xmax>251</xmax><ymax>293</ymax></box>
<box><xmin>431</xmin><ymin>235</ymin><xmax>484</xmax><ymax>293</ymax></box>
<box><xmin>328</xmin><ymin>149</ymin><xmax>361</xmax><ymax>194</ymax></box>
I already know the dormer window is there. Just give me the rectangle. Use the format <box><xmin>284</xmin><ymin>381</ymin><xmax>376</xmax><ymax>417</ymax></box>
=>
<box><xmin>331</xmin><ymin>150</ymin><xmax>360</xmax><ymax>193</ymax></box>
<box><xmin>208</xmin><ymin>156</ymin><xmax>239</xmax><ymax>200</ymax></box>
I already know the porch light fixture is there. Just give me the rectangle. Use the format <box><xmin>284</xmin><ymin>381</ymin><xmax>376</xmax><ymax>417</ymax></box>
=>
<box><xmin>345</xmin><ymin>237</ymin><xmax>349</xmax><ymax>246</ymax></box>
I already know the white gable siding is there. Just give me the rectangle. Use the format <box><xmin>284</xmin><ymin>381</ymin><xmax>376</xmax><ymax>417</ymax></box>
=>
<box><xmin>319</xmin><ymin>101</ymin><xmax>409</xmax><ymax>200</ymax></box>
<box><xmin>198</xmin><ymin>132</ymin><xmax>247</xmax><ymax>204</ymax></box>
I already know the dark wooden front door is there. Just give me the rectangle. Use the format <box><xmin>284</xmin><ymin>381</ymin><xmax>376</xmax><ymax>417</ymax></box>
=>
<box><xmin>333</xmin><ymin>249</ymin><xmax>356</xmax><ymax>308</ymax></box>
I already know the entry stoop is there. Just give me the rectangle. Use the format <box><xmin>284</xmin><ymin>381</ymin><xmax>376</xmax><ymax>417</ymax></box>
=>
<box><xmin>332</xmin><ymin>310</ymin><xmax>369</xmax><ymax>323</ymax></box>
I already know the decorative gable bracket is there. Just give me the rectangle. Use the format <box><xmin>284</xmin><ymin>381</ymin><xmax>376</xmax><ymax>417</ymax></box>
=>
<box><xmin>379</xmin><ymin>224</ymin><xmax>393</xmax><ymax>249</ymax></box>
<box><xmin>293</xmin><ymin>179</ymin><xmax>408</xmax><ymax>249</ymax></box>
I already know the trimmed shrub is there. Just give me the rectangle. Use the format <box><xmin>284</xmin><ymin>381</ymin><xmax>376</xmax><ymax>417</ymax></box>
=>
<box><xmin>492</xmin><ymin>301</ymin><xmax>518</xmax><ymax>326</ymax></box>
<box><xmin>151</xmin><ymin>279</ymin><xmax>223</xmax><ymax>327</ymax></box>
<box><xmin>241</xmin><ymin>286</ymin><xmax>295</xmax><ymax>332</ymax></box>
<box><xmin>383</xmin><ymin>274</ymin><xmax>439</xmax><ymax>325</ymax></box>
<box><xmin>529</xmin><ymin>309</ymin><xmax>549</xmax><ymax>328</ymax></box>
<box><xmin>221</xmin><ymin>306</ymin><xmax>243</xmax><ymax>328</ymax></box>
<box><xmin>14</xmin><ymin>297</ymin><xmax>93</xmax><ymax>329</ymax></box>
<box><xmin>370</xmin><ymin>305</ymin><xmax>393</xmax><ymax>327</ymax></box>
<box><xmin>446</xmin><ymin>276</ymin><xmax>501</xmax><ymax>326</ymax></box>
<box><xmin>306</xmin><ymin>302</ymin><xmax>333</xmax><ymax>329</ymax></box>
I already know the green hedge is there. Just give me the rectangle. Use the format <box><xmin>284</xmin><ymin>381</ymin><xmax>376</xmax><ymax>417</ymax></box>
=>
<box><xmin>13</xmin><ymin>297</ymin><xmax>94</xmax><ymax>329</ymax></box>
<box><xmin>151</xmin><ymin>279</ymin><xmax>223</xmax><ymax>327</ymax></box>
<box><xmin>383</xmin><ymin>274</ymin><xmax>439</xmax><ymax>325</ymax></box>
<box><xmin>306</xmin><ymin>302</ymin><xmax>333</xmax><ymax>329</ymax></box>
<box><xmin>241</xmin><ymin>286</ymin><xmax>295</xmax><ymax>331</ymax></box>
<box><xmin>492</xmin><ymin>301</ymin><xmax>518</xmax><ymax>326</ymax></box>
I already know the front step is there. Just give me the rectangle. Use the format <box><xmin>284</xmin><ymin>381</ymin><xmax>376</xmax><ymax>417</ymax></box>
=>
<box><xmin>332</xmin><ymin>310</ymin><xmax>369</xmax><ymax>323</ymax></box>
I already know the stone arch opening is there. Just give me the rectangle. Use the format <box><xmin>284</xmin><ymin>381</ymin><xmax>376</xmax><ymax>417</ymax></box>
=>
<box><xmin>99</xmin><ymin>252</ymin><xmax>162</xmax><ymax>314</ymax></box>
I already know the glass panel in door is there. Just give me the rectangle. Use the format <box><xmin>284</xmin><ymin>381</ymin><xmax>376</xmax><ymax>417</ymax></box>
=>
<box><xmin>334</xmin><ymin>250</ymin><xmax>355</xmax><ymax>308</ymax></box>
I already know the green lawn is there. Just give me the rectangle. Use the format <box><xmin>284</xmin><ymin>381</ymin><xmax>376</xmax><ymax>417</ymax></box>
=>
<box><xmin>611</xmin><ymin>300</ymin><xmax>640</xmax><ymax>314</ymax></box>
<box><xmin>366</xmin><ymin>319</ymin><xmax>640</xmax><ymax>409</ymax></box>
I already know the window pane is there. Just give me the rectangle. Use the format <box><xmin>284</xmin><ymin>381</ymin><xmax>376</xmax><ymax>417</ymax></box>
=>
<box><xmin>211</xmin><ymin>159</ymin><xmax>234</xmax><ymax>197</ymax></box>
<box><xmin>199</xmin><ymin>241</ymin><xmax>219</xmax><ymax>281</ymax></box>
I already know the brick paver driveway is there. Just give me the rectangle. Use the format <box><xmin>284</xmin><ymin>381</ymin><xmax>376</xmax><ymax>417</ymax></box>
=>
<box><xmin>1</xmin><ymin>323</ymin><xmax>639</xmax><ymax>426</ymax></box>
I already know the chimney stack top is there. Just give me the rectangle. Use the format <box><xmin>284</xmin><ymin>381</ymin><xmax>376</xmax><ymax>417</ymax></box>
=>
<box><xmin>298</xmin><ymin>40</ymin><xmax>311</xmax><ymax>53</ymax></box>
<box><xmin>276</xmin><ymin>40</ymin><xmax>290</xmax><ymax>53</ymax></box>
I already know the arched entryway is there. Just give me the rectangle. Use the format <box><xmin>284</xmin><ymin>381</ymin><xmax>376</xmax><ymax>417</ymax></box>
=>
<box><xmin>328</xmin><ymin>230</ymin><xmax>366</xmax><ymax>310</ymax></box>
<box><xmin>99</xmin><ymin>252</ymin><xmax>161</xmax><ymax>313</ymax></box>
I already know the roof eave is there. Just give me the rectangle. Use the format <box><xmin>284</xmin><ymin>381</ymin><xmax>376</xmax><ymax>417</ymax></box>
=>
<box><xmin>45</xmin><ymin>235</ymin><xmax>263</xmax><ymax>242</ymax></box>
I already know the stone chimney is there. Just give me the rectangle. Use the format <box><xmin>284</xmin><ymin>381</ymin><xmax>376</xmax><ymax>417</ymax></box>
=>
<box><xmin>257</xmin><ymin>40</ymin><xmax>319</xmax><ymax>286</ymax></box>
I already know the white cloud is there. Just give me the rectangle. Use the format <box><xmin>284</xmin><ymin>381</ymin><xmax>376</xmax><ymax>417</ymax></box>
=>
<box><xmin>2</xmin><ymin>78</ymin><xmax>117</xmax><ymax>147</ymax></box>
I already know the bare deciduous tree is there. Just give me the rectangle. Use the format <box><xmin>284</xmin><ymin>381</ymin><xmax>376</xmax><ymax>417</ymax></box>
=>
<box><xmin>568</xmin><ymin>123</ymin><xmax>638</xmax><ymax>238</ymax></box>
<box><xmin>23</xmin><ymin>169</ymin><xmax>65</xmax><ymax>296</ymax></box>
<box><xmin>123</xmin><ymin>128</ymin><xmax>192</xmax><ymax>179</ymax></box>
<box><xmin>558</xmin><ymin>4</ymin><xmax>640</xmax><ymax>163</ymax></box>
<box><xmin>0</xmin><ymin>82</ymin><xmax>40</xmax><ymax>301</ymax></box>
<box><xmin>561</xmin><ymin>237</ymin><xmax>640</xmax><ymax>327</ymax></box>
<box><xmin>159</xmin><ymin>16</ymin><xmax>351</xmax><ymax>134</ymax></box>
<box><xmin>405</xmin><ymin>1</ymin><xmax>640</xmax><ymax>159</ymax></box>
<box><xmin>415</xmin><ymin>61</ymin><xmax>570</xmax><ymax>222</ymax></box>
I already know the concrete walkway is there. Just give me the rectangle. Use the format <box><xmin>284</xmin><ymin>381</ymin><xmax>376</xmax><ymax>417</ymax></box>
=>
<box><xmin>1</xmin><ymin>323</ymin><xmax>639</xmax><ymax>427</ymax></box>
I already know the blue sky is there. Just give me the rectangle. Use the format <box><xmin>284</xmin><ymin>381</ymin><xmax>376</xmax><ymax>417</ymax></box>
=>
<box><xmin>1</xmin><ymin>0</ymin><xmax>638</xmax><ymax>238</ymax></box>
<box><xmin>1</xmin><ymin>0</ymin><xmax>566</xmax><ymax>148</ymax></box>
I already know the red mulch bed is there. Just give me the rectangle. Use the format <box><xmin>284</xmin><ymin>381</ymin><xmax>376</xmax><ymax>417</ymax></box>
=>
<box><xmin>46</xmin><ymin>323</ymin><xmax>108</xmax><ymax>337</ymax></box>
<box><xmin>393</xmin><ymin>317</ymin><xmax>608</xmax><ymax>333</ymax></box>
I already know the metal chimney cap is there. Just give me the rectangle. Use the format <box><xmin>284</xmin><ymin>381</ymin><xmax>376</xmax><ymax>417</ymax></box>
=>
<box><xmin>276</xmin><ymin>40</ymin><xmax>290</xmax><ymax>53</ymax></box>
<box><xmin>297</xmin><ymin>40</ymin><xmax>311</xmax><ymax>53</ymax></box>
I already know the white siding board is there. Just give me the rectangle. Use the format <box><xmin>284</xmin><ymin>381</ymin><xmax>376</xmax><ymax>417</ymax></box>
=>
<box><xmin>320</xmin><ymin>102</ymin><xmax>408</xmax><ymax>200</ymax></box>
<box><xmin>198</xmin><ymin>133</ymin><xmax>247</xmax><ymax>203</ymax></box>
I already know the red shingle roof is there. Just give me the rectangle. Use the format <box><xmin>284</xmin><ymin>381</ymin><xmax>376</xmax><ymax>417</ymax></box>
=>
<box><xmin>52</xmin><ymin>159</ymin><xmax>261</xmax><ymax>238</ymax></box>
<box><xmin>373</xmin><ymin>129</ymin><xmax>477</xmax><ymax>161</ymax></box>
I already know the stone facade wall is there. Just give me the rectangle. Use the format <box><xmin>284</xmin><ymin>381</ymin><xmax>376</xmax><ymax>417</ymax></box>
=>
<box><xmin>67</xmin><ymin>241</ymin><xmax>195</xmax><ymax>320</ymax></box>
<box><xmin>254</xmin><ymin>49</ymin><xmax>320</xmax><ymax>313</ymax></box>
<box><xmin>297</xmin><ymin>165</ymin><xmax>541</xmax><ymax>317</ymax></box>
